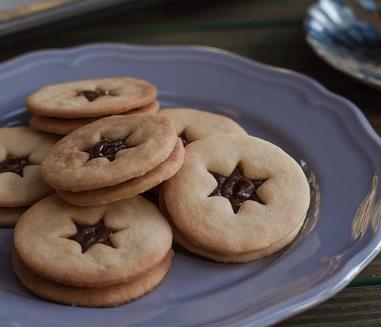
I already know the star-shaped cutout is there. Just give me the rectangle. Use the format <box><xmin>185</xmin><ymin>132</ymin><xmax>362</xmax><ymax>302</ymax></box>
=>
<box><xmin>208</xmin><ymin>167</ymin><xmax>266</xmax><ymax>213</ymax></box>
<box><xmin>77</xmin><ymin>89</ymin><xmax>112</xmax><ymax>102</ymax></box>
<box><xmin>68</xmin><ymin>220</ymin><xmax>115</xmax><ymax>253</ymax></box>
<box><xmin>85</xmin><ymin>136</ymin><xmax>134</xmax><ymax>161</ymax></box>
<box><xmin>0</xmin><ymin>156</ymin><xmax>31</xmax><ymax>177</ymax></box>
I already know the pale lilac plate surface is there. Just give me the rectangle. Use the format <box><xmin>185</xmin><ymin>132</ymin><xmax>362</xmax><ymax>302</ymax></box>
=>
<box><xmin>0</xmin><ymin>43</ymin><xmax>380</xmax><ymax>327</ymax></box>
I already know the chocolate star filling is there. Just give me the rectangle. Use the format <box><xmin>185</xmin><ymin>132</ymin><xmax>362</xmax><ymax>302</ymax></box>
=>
<box><xmin>179</xmin><ymin>132</ymin><xmax>189</xmax><ymax>146</ymax></box>
<box><xmin>208</xmin><ymin>167</ymin><xmax>266</xmax><ymax>213</ymax></box>
<box><xmin>68</xmin><ymin>220</ymin><xmax>114</xmax><ymax>253</ymax></box>
<box><xmin>0</xmin><ymin>156</ymin><xmax>31</xmax><ymax>177</ymax></box>
<box><xmin>85</xmin><ymin>136</ymin><xmax>132</xmax><ymax>161</ymax></box>
<box><xmin>78</xmin><ymin>89</ymin><xmax>110</xmax><ymax>102</ymax></box>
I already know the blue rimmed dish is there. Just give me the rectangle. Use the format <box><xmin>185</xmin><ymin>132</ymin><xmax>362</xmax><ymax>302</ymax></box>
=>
<box><xmin>0</xmin><ymin>43</ymin><xmax>380</xmax><ymax>327</ymax></box>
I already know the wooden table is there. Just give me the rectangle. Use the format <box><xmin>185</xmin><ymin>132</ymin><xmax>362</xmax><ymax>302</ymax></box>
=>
<box><xmin>0</xmin><ymin>0</ymin><xmax>380</xmax><ymax>325</ymax></box>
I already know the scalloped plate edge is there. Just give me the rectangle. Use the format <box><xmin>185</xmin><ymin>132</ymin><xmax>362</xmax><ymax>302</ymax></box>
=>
<box><xmin>0</xmin><ymin>42</ymin><xmax>380</xmax><ymax>327</ymax></box>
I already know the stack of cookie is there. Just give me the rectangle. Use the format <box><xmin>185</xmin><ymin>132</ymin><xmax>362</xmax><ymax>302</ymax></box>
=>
<box><xmin>28</xmin><ymin>77</ymin><xmax>159</xmax><ymax>135</ymax></box>
<box><xmin>3</xmin><ymin>76</ymin><xmax>311</xmax><ymax>308</ymax></box>
<box><xmin>159</xmin><ymin>108</ymin><xmax>247</xmax><ymax>145</ymax></box>
<box><xmin>41</xmin><ymin>114</ymin><xmax>184</xmax><ymax>206</ymax></box>
<box><xmin>161</xmin><ymin>133</ymin><xmax>310</xmax><ymax>263</ymax></box>
<box><xmin>13</xmin><ymin>195</ymin><xmax>173</xmax><ymax>307</ymax></box>
<box><xmin>0</xmin><ymin>127</ymin><xmax>58</xmax><ymax>227</ymax></box>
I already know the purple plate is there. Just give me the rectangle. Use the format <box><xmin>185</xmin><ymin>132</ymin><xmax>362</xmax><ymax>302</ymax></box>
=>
<box><xmin>0</xmin><ymin>43</ymin><xmax>380</xmax><ymax>327</ymax></box>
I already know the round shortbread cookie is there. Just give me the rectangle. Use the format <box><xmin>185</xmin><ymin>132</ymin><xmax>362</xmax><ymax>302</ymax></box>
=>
<box><xmin>172</xmin><ymin>223</ymin><xmax>302</xmax><ymax>263</ymax></box>
<box><xmin>27</xmin><ymin>77</ymin><xmax>157</xmax><ymax>118</ymax></box>
<box><xmin>0</xmin><ymin>207</ymin><xmax>28</xmax><ymax>227</ymax></box>
<box><xmin>41</xmin><ymin>114</ymin><xmax>178</xmax><ymax>192</ymax></box>
<box><xmin>0</xmin><ymin>127</ymin><xmax>58</xmax><ymax>207</ymax></box>
<box><xmin>158</xmin><ymin>191</ymin><xmax>303</xmax><ymax>263</ymax></box>
<box><xmin>159</xmin><ymin>108</ymin><xmax>246</xmax><ymax>145</ymax></box>
<box><xmin>162</xmin><ymin>134</ymin><xmax>310</xmax><ymax>259</ymax></box>
<box><xmin>30</xmin><ymin>101</ymin><xmax>160</xmax><ymax>135</ymax></box>
<box><xmin>12</xmin><ymin>250</ymin><xmax>173</xmax><ymax>307</ymax></box>
<box><xmin>14</xmin><ymin>195</ymin><xmax>173</xmax><ymax>287</ymax></box>
<box><xmin>57</xmin><ymin>139</ymin><xmax>184</xmax><ymax>206</ymax></box>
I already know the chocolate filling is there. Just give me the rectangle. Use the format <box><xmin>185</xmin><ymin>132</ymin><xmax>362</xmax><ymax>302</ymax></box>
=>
<box><xmin>0</xmin><ymin>156</ymin><xmax>31</xmax><ymax>177</ymax></box>
<box><xmin>68</xmin><ymin>221</ymin><xmax>113</xmax><ymax>253</ymax></box>
<box><xmin>208</xmin><ymin>167</ymin><xmax>265</xmax><ymax>213</ymax></box>
<box><xmin>85</xmin><ymin>136</ymin><xmax>132</xmax><ymax>161</ymax></box>
<box><xmin>179</xmin><ymin>132</ymin><xmax>189</xmax><ymax>146</ymax></box>
<box><xmin>78</xmin><ymin>89</ymin><xmax>110</xmax><ymax>102</ymax></box>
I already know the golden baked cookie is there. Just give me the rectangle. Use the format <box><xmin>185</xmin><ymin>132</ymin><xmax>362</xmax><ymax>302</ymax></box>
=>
<box><xmin>162</xmin><ymin>134</ymin><xmax>310</xmax><ymax>262</ymax></box>
<box><xmin>12</xmin><ymin>249</ymin><xmax>173</xmax><ymax>307</ymax></box>
<box><xmin>27</xmin><ymin>77</ymin><xmax>157</xmax><ymax>118</ymax></box>
<box><xmin>41</xmin><ymin>114</ymin><xmax>178</xmax><ymax>191</ymax></box>
<box><xmin>0</xmin><ymin>127</ymin><xmax>58</xmax><ymax>207</ymax></box>
<box><xmin>58</xmin><ymin>139</ymin><xmax>184</xmax><ymax>206</ymax></box>
<box><xmin>14</xmin><ymin>195</ymin><xmax>173</xmax><ymax>287</ymax></box>
<box><xmin>30</xmin><ymin>101</ymin><xmax>160</xmax><ymax>135</ymax></box>
<box><xmin>159</xmin><ymin>108</ymin><xmax>246</xmax><ymax>145</ymax></box>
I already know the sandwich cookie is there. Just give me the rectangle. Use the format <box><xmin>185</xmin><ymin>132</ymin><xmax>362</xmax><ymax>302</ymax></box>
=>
<box><xmin>13</xmin><ymin>195</ymin><xmax>173</xmax><ymax>306</ymax></box>
<box><xmin>0</xmin><ymin>127</ymin><xmax>58</xmax><ymax>226</ymax></box>
<box><xmin>30</xmin><ymin>100</ymin><xmax>160</xmax><ymax>135</ymax></box>
<box><xmin>41</xmin><ymin>114</ymin><xmax>183</xmax><ymax>205</ymax></box>
<box><xmin>161</xmin><ymin>134</ymin><xmax>310</xmax><ymax>262</ymax></box>
<box><xmin>27</xmin><ymin>77</ymin><xmax>157</xmax><ymax>118</ymax></box>
<box><xmin>159</xmin><ymin>108</ymin><xmax>246</xmax><ymax>146</ymax></box>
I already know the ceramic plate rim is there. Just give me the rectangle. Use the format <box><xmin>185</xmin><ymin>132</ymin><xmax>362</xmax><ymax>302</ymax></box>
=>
<box><xmin>0</xmin><ymin>43</ymin><xmax>380</xmax><ymax>327</ymax></box>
